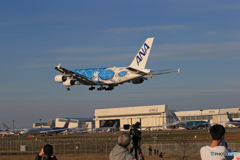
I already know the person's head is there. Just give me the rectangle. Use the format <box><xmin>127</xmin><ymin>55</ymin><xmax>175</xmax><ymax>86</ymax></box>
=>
<box><xmin>118</xmin><ymin>132</ymin><xmax>131</xmax><ymax>148</ymax></box>
<box><xmin>44</xmin><ymin>144</ymin><xmax>53</xmax><ymax>157</ymax></box>
<box><xmin>210</xmin><ymin>124</ymin><xmax>225</xmax><ymax>140</ymax></box>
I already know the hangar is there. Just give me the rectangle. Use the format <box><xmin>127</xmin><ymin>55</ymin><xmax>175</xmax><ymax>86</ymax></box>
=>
<box><xmin>94</xmin><ymin>104</ymin><xmax>170</xmax><ymax>131</ymax></box>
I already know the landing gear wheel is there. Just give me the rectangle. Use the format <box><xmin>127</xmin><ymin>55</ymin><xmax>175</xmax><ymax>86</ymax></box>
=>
<box><xmin>66</xmin><ymin>87</ymin><xmax>70</xmax><ymax>91</ymax></box>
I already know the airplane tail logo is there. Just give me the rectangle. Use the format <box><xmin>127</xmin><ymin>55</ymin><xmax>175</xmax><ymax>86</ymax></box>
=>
<box><xmin>2</xmin><ymin>123</ymin><xmax>10</xmax><ymax>130</ymax></box>
<box><xmin>64</xmin><ymin>119</ymin><xmax>70</xmax><ymax>128</ymax></box>
<box><xmin>171</xmin><ymin>111</ymin><xmax>180</xmax><ymax>122</ymax></box>
<box><xmin>129</xmin><ymin>37</ymin><xmax>154</xmax><ymax>69</ymax></box>
<box><xmin>227</xmin><ymin>112</ymin><xmax>233</xmax><ymax>121</ymax></box>
<box><xmin>86</xmin><ymin>123</ymin><xmax>89</xmax><ymax>128</ymax></box>
<box><xmin>113</xmin><ymin>122</ymin><xmax>118</xmax><ymax>128</ymax></box>
<box><xmin>207</xmin><ymin>117</ymin><xmax>211</xmax><ymax>123</ymax></box>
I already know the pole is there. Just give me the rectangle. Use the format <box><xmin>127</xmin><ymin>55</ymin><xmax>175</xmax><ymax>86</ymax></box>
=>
<box><xmin>12</xmin><ymin>120</ymin><xmax>15</xmax><ymax>130</ymax></box>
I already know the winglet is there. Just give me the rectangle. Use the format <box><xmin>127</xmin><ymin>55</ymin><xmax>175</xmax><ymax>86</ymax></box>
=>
<box><xmin>177</xmin><ymin>68</ymin><xmax>180</xmax><ymax>73</ymax></box>
<box><xmin>57</xmin><ymin>63</ymin><xmax>61</xmax><ymax>69</ymax></box>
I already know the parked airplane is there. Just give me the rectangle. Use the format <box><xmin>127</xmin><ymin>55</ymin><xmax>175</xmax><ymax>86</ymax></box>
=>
<box><xmin>20</xmin><ymin>119</ymin><xmax>70</xmax><ymax>136</ymax></box>
<box><xmin>94</xmin><ymin>122</ymin><xmax>118</xmax><ymax>132</ymax></box>
<box><xmin>0</xmin><ymin>131</ymin><xmax>14</xmax><ymax>136</ymax></box>
<box><xmin>226</xmin><ymin>112</ymin><xmax>240</xmax><ymax>127</ymax></box>
<box><xmin>54</xmin><ymin>37</ymin><xmax>180</xmax><ymax>91</ymax></box>
<box><xmin>68</xmin><ymin>123</ymin><xmax>89</xmax><ymax>133</ymax></box>
<box><xmin>170</xmin><ymin>111</ymin><xmax>211</xmax><ymax>130</ymax></box>
<box><xmin>2</xmin><ymin>123</ymin><xmax>22</xmax><ymax>135</ymax></box>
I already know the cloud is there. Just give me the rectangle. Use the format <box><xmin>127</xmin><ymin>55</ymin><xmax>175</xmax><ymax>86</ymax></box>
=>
<box><xmin>105</xmin><ymin>25</ymin><xmax>189</xmax><ymax>33</ymax></box>
<box><xmin>0</xmin><ymin>23</ymin><xmax>11</xmax><ymax>27</ymax></box>
<box><xmin>204</xmin><ymin>31</ymin><xmax>217</xmax><ymax>36</ymax></box>
<box><xmin>151</xmin><ymin>42</ymin><xmax>240</xmax><ymax>60</ymax></box>
<box><xmin>22</xmin><ymin>41</ymin><xmax>240</xmax><ymax>68</ymax></box>
<box><xmin>48</xmin><ymin>46</ymin><xmax>136</xmax><ymax>54</ymax></box>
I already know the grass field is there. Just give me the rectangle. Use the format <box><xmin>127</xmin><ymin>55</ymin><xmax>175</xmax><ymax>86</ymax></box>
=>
<box><xmin>2</xmin><ymin>129</ymin><xmax>240</xmax><ymax>143</ymax></box>
<box><xmin>0</xmin><ymin>153</ymin><xmax>202</xmax><ymax>160</ymax></box>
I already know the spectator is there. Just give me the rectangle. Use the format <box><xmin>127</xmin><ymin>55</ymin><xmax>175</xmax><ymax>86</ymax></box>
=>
<box><xmin>200</xmin><ymin>124</ymin><xmax>233</xmax><ymax>160</ymax></box>
<box><xmin>159</xmin><ymin>152</ymin><xmax>163</xmax><ymax>158</ymax></box>
<box><xmin>154</xmin><ymin>149</ymin><xmax>156</xmax><ymax>155</ymax></box>
<box><xmin>35</xmin><ymin>144</ymin><xmax>57</xmax><ymax>160</ymax></box>
<box><xmin>148</xmin><ymin>146</ymin><xmax>152</xmax><ymax>156</ymax></box>
<box><xmin>157</xmin><ymin>150</ymin><xmax>159</xmax><ymax>155</ymax></box>
<box><xmin>109</xmin><ymin>133</ymin><xmax>144</xmax><ymax>160</ymax></box>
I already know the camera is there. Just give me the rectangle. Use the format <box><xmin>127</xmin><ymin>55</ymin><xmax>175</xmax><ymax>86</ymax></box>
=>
<box><xmin>124</xmin><ymin>122</ymin><xmax>142</xmax><ymax>158</ymax></box>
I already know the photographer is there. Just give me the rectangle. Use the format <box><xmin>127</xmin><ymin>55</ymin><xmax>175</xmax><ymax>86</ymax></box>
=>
<box><xmin>110</xmin><ymin>133</ymin><xmax>144</xmax><ymax>160</ymax></box>
<box><xmin>35</xmin><ymin>144</ymin><xmax>57</xmax><ymax>160</ymax></box>
<box><xmin>200</xmin><ymin>124</ymin><xmax>233</xmax><ymax>160</ymax></box>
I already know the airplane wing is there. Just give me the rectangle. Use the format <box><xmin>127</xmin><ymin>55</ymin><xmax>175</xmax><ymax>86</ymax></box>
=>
<box><xmin>55</xmin><ymin>64</ymin><xmax>98</xmax><ymax>85</ymax></box>
<box><xmin>143</xmin><ymin>69</ymin><xmax>180</xmax><ymax>78</ymax></box>
<box><xmin>40</xmin><ymin>128</ymin><xmax>67</xmax><ymax>135</ymax></box>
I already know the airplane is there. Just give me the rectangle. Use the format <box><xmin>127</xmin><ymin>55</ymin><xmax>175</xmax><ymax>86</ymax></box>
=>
<box><xmin>54</xmin><ymin>37</ymin><xmax>180</xmax><ymax>91</ymax></box>
<box><xmin>2</xmin><ymin>123</ymin><xmax>22</xmax><ymax>135</ymax></box>
<box><xmin>169</xmin><ymin>111</ymin><xmax>211</xmax><ymax>130</ymax></box>
<box><xmin>20</xmin><ymin>119</ymin><xmax>70</xmax><ymax>136</ymax></box>
<box><xmin>94</xmin><ymin>122</ymin><xmax>118</xmax><ymax>132</ymax></box>
<box><xmin>226</xmin><ymin>112</ymin><xmax>240</xmax><ymax>127</ymax></box>
<box><xmin>67</xmin><ymin>123</ymin><xmax>89</xmax><ymax>133</ymax></box>
<box><xmin>0</xmin><ymin>131</ymin><xmax>14</xmax><ymax>136</ymax></box>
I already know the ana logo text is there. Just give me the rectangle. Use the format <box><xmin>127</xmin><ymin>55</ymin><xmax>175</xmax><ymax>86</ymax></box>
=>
<box><xmin>136</xmin><ymin>43</ymin><xmax>150</xmax><ymax>66</ymax></box>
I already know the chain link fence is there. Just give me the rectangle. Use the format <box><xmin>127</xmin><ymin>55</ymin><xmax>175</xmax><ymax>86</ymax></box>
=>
<box><xmin>1</xmin><ymin>138</ymin><xmax>240</xmax><ymax>157</ymax></box>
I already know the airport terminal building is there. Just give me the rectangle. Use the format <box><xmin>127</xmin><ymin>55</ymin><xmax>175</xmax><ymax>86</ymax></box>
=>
<box><xmin>93</xmin><ymin>104</ymin><xmax>240</xmax><ymax>131</ymax></box>
<box><xmin>175</xmin><ymin>107</ymin><xmax>240</xmax><ymax>126</ymax></box>
<box><xmin>33</xmin><ymin>105</ymin><xmax>240</xmax><ymax>130</ymax></box>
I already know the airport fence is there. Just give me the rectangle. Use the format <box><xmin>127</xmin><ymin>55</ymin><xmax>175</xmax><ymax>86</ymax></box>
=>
<box><xmin>0</xmin><ymin>138</ymin><xmax>240</xmax><ymax>157</ymax></box>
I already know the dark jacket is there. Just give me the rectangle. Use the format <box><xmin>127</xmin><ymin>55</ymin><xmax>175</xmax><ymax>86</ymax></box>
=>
<box><xmin>35</xmin><ymin>154</ymin><xmax>57</xmax><ymax>160</ymax></box>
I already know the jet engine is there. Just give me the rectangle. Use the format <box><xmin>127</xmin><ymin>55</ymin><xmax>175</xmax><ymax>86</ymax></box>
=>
<box><xmin>63</xmin><ymin>79</ymin><xmax>75</xmax><ymax>86</ymax></box>
<box><xmin>132</xmin><ymin>78</ymin><xmax>144</xmax><ymax>84</ymax></box>
<box><xmin>44</xmin><ymin>131</ymin><xmax>52</xmax><ymax>136</ymax></box>
<box><xmin>55</xmin><ymin>75</ymin><xmax>67</xmax><ymax>83</ymax></box>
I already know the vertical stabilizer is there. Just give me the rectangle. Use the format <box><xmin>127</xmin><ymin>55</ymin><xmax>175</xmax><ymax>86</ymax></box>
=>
<box><xmin>129</xmin><ymin>37</ymin><xmax>154</xmax><ymax>69</ymax></box>
<box><xmin>113</xmin><ymin>122</ymin><xmax>118</xmax><ymax>128</ymax></box>
<box><xmin>2</xmin><ymin>123</ymin><xmax>10</xmax><ymax>130</ymax></box>
<box><xmin>227</xmin><ymin>112</ymin><xmax>233</xmax><ymax>121</ymax></box>
<box><xmin>63</xmin><ymin>119</ymin><xmax>70</xmax><ymax>128</ymax></box>
<box><xmin>171</xmin><ymin>111</ymin><xmax>180</xmax><ymax>122</ymax></box>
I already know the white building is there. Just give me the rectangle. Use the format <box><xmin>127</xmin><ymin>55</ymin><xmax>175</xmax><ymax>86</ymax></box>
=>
<box><xmin>94</xmin><ymin>105</ymin><xmax>240</xmax><ymax>130</ymax></box>
<box><xmin>175</xmin><ymin>107</ymin><xmax>240</xmax><ymax>126</ymax></box>
<box><xmin>94</xmin><ymin>104</ymin><xmax>170</xmax><ymax>131</ymax></box>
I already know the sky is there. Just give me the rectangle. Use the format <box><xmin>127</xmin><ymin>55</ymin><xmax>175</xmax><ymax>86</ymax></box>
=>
<box><xmin>0</xmin><ymin>1</ymin><xmax>240</xmax><ymax>129</ymax></box>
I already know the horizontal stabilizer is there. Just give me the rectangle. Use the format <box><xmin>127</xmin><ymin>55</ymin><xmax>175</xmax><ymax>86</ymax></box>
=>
<box><xmin>126</xmin><ymin>67</ymin><xmax>151</xmax><ymax>74</ymax></box>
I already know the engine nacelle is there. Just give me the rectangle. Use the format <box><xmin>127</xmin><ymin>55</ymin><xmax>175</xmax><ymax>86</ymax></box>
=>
<box><xmin>55</xmin><ymin>75</ymin><xmax>67</xmax><ymax>83</ymax></box>
<box><xmin>63</xmin><ymin>79</ymin><xmax>75</xmax><ymax>86</ymax></box>
<box><xmin>132</xmin><ymin>78</ymin><xmax>144</xmax><ymax>84</ymax></box>
<box><xmin>44</xmin><ymin>131</ymin><xmax>52</xmax><ymax>136</ymax></box>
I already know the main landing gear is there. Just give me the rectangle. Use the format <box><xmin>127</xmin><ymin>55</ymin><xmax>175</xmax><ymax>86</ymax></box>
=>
<box><xmin>89</xmin><ymin>86</ymin><xmax>114</xmax><ymax>91</ymax></box>
<box><xmin>89</xmin><ymin>86</ymin><xmax>95</xmax><ymax>90</ymax></box>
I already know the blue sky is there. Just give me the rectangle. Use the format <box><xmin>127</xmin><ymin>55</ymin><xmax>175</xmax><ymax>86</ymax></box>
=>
<box><xmin>0</xmin><ymin>1</ymin><xmax>239</xmax><ymax>129</ymax></box>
